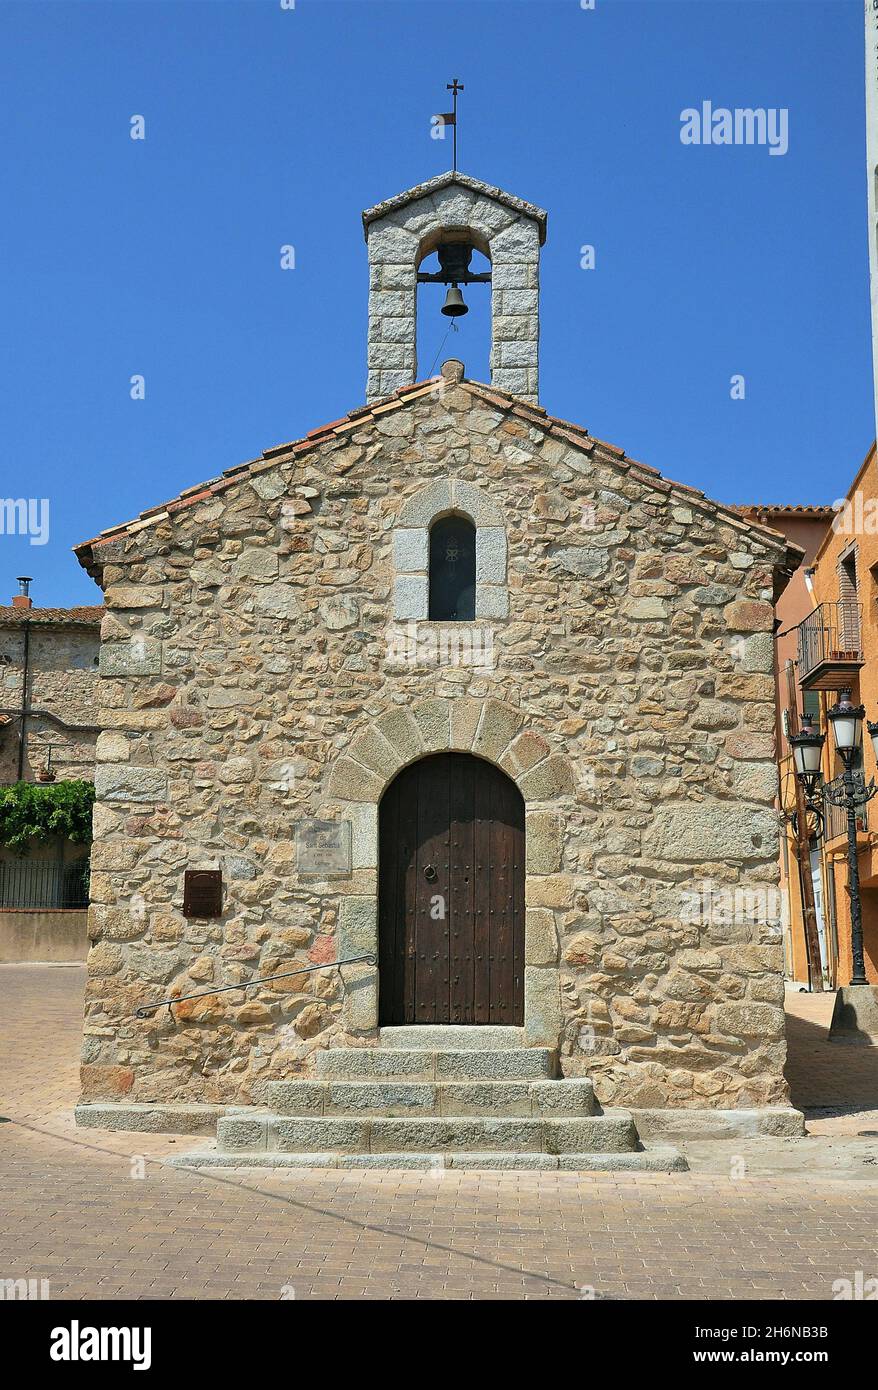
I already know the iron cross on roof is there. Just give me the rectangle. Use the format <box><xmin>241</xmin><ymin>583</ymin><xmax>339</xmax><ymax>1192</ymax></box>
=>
<box><xmin>446</xmin><ymin>78</ymin><xmax>463</xmax><ymax>170</ymax></box>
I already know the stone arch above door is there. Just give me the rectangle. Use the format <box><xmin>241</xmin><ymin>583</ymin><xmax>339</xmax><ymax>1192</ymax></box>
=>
<box><xmin>392</xmin><ymin>478</ymin><xmax>509</xmax><ymax>621</ymax></box>
<box><xmin>324</xmin><ymin>697</ymin><xmax>577</xmax><ymax>1045</ymax></box>
<box><xmin>327</xmin><ymin>696</ymin><xmax>576</xmax><ymax>806</ymax></box>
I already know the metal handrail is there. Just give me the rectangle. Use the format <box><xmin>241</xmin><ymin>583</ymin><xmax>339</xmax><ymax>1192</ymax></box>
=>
<box><xmin>134</xmin><ymin>952</ymin><xmax>377</xmax><ymax>1019</ymax></box>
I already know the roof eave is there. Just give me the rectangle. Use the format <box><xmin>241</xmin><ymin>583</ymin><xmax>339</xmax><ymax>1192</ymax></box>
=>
<box><xmin>74</xmin><ymin>369</ymin><xmax>797</xmax><ymax>578</ymax></box>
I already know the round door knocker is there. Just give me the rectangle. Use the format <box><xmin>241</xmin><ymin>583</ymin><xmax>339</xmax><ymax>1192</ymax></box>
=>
<box><xmin>423</xmin><ymin>864</ymin><xmax>438</xmax><ymax>882</ymax></box>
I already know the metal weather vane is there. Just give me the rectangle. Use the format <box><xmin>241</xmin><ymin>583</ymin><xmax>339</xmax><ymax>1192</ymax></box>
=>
<box><xmin>434</xmin><ymin>77</ymin><xmax>464</xmax><ymax>171</ymax></box>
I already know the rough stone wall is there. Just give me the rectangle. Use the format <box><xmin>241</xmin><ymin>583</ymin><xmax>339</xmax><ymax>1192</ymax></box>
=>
<box><xmin>80</xmin><ymin>379</ymin><xmax>791</xmax><ymax>1112</ymax></box>
<box><xmin>0</xmin><ymin>624</ymin><xmax>100</xmax><ymax>781</ymax></box>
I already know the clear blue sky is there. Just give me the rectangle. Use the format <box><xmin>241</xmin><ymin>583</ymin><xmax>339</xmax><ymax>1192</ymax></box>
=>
<box><xmin>0</xmin><ymin>0</ymin><xmax>872</xmax><ymax>605</ymax></box>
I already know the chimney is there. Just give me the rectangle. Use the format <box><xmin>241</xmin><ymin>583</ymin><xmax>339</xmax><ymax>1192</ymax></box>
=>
<box><xmin>12</xmin><ymin>576</ymin><xmax>32</xmax><ymax>610</ymax></box>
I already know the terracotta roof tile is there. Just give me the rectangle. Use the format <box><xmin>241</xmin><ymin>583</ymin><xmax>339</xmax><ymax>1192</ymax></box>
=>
<box><xmin>464</xmin><ymin>386</ymin><xmax>509</xmax><ymax>411</ymax></box>
<box><xmin>730</xmin><ymin>503</ymin><xmax>835</xmax><ymax>517</ymax></box>
<box><xmin>307</xmin><ymin>418</ymin><xmax>347</xmax><ymax>440</ymax></box>
<box><xmin>589</xmin><ymin>435</ymin><xmax>626</xmax><ymax>458</ymax></box>
<box><xmin>167</xmin><ymin>490</ymin><xmax>212</xmax><ymax>514</ymax></box>
<box><xmin>0</xmin><ymin>605</ymin><xmax>103</xmax><ymax>627</ymax></box>
<box><xmin>179</xmin><ymin>480</ymin><xmax>215</xmax><ymax>498</ymax></box>
<box><xmin>394</xmin><ymin>382</ymin><xmax>439</xmax><ymax>402</ymax></box>
<box><xmin>550</xmin><ymin>425</ymin><xmax>596</xmax><ymax>454</ymax></box>
<box><xmin>624</xmin><ymin>456</ymin><xmax>661</xmax><ymax>477</ymax></box>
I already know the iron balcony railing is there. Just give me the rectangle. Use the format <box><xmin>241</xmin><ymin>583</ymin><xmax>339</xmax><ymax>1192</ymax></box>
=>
<box><xmin>0</xmin><ymin>858</ymin><xmax>90</xmax><ymax>910</ymax></box>
<box><xmin>796</xmin><ymin>601</ymin><xmax>863</xmax><ymax>684</ymax></box>
<box><xmin>824</xmin><ymin>773</ymin><xmax>869</xmax><ymax>843</ymax></box>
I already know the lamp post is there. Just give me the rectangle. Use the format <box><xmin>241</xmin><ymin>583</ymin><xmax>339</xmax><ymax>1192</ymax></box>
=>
<box><xmin>789</xmin><ymin>692</ymin><xmax>878</xmax><ymax>987</ymax></box>
<box><xmin>826</xmin><ymin>693</ymin><xmax>875</xmax><ymax>987</ymax></box>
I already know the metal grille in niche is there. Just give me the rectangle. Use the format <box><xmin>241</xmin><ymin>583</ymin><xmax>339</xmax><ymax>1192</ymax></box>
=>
<box><xmin>429</xmin><ymin>514</ymin><xmax>476</xmax><ymax>621</ymax></box>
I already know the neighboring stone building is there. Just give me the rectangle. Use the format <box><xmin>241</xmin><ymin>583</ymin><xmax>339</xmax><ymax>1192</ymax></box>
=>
<box><xmin>0</xmin><ymin>584</ymin><xmax>102</xmax><ymax>961</ymax></box>
<box><xmin>0</xmin><ymin>589</ymin><xmax>101</xmax><ymax>783</ymax></box>
<box><xmin>73</xmin><ymin>173</ymin><xmax>805</xmax><ymax>1165</ymax></box>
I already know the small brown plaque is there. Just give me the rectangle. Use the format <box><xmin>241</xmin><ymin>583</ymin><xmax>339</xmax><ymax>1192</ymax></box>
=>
<box><xmin>183</xmin><ymin>869</ymin><xmax>223</xmax><ymax>919</ymax></box>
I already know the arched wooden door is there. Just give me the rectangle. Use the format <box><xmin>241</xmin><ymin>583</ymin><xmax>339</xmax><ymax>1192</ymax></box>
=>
<box><xmin>378</xmin><ymin>752</ymin><xmax>525</xmax><ymax>1026</ymax></box>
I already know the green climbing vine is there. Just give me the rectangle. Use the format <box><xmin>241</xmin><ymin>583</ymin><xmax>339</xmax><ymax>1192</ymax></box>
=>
<box><xmin>0</xmin><ymin>780</ymin><xmax>95</xmax><ymax>853</ymax></box>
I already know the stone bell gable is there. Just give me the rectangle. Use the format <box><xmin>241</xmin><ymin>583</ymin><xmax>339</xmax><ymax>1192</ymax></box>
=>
<box><xmin>362</xmin><ymin>171</ymin><xmax>546</xmax><ymax>402</ymax></box>
<box><xmin>74</xmin><ymin>362</ymin><xmax>802</xmax><ymax>1114</ymax></box>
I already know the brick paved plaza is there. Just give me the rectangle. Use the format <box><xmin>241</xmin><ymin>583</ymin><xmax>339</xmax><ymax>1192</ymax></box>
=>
<box><xmin>1</xmin><ymin>965</ymin><xmax>877</xmax><ymax>1301</ymax></box>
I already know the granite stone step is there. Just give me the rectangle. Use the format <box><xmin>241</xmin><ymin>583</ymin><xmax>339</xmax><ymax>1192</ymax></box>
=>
<box><xmin>264</xmin><ymin>1078</ymin><xmax>596</xmax><ymax>1118</ymax></box>
<box><xmin>379</xmin><ymin>1025</ymin><xmax>525</xmax><ymax>1050</ymax></box>
<box><xmin>216</xmin><ymin>1109</ymin><xmax>635</xmax><ymax>1155</ymax></box>
<box><xmin>315</xmin><ymin>1047</ymin><xmax>557</xmax><ymax>1082</ymax></box>
<box><xmin>165</xmin><ymin>1146</ymin><xmax>688</xmax><ymax>1173</ymax></box>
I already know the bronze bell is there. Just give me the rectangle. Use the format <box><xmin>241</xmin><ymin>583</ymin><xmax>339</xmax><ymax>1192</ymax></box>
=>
<box><xmin>441</xmin><ymin>283</ymin><xmax>468</xmax><ymax>317</ymax></box>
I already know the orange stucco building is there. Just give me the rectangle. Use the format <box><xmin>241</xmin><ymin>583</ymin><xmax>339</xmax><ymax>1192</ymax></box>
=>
<box><xmin>796</xmin><ymin>445</ymin><xmax>878</xmax><ymax>987</ymax></box>
<box><xmin>759</xmin><ymin>446</ymin><xmax>878</xmax><ymax>989</ymax></box>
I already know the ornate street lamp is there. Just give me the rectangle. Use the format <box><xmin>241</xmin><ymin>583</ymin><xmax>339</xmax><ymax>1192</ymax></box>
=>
<box><xmin>791</xmin><ymin>692</ymin><xmax>876</xmax><ymax>987</ymax></box>
<box><xmin>788</xmin><ymin>714</ymin><xmax>825</xmax><ymax>801</ymax></box>
<box><xmin>826</xmin><ymin>691</ymin><xmax>865</xmax><ymax>758</ymax></box>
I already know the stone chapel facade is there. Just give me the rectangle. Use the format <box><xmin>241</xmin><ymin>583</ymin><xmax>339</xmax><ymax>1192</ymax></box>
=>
<box><xmin>74</xmin><ymin>174</ymin><xmax>804</xmax><ymax>1156</ymax></box>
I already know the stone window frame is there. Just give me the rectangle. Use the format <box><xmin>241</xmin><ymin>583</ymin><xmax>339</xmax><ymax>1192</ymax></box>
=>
<box><xmin>392</xmin><ymin>478</ymin><xmax>509</xmax><ymax>621</ymax></box>
<box><xmin>325</xmin><ymin>696</ymin><xmax>578</xmax><ymax>1048</ymax></box>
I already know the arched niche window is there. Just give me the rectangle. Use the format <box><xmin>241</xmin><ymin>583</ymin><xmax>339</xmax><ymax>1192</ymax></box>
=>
<box><xmin>392</xmin><ymin>478</ymin><xmax>508</xmax><ymax>623</ymax></box>
<box><xmin>429</xmin><ymin>514</ymin><xmax>476</xmax><ymax>621</ymax></box>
